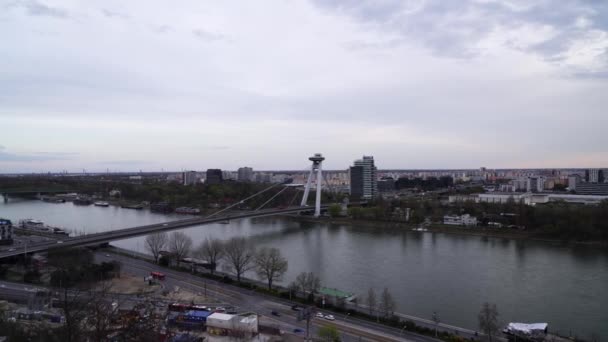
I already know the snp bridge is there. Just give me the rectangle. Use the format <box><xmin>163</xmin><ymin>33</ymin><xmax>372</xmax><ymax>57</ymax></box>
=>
<box><xmin>0</xmin><ymin>205</ymin><xmax>330</xmax><ymax>260</ymax></box>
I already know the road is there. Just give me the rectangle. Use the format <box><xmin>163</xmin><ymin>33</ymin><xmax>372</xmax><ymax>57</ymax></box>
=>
<box><xmin>96</xmin><ymin>250</ymin><xmax>439</xmax><ymax>342</ymax></box>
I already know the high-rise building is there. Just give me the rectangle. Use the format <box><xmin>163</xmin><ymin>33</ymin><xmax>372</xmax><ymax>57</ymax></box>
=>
<box><xmin>526</xmin><ymin>176</ymin><xmax>545</xmax><ymax>193</ymax></box>
<box><xmin>182</xmin><ymin>171</ymin><xmax>198</xmax><ymax>186</ymax></box>
<box><xmin>206</xmin><ymin>169</ymin><xmax>223</xmax><ymax>185</ymax></box>
<box><xmin>585</xmin><ymin>169</ymin><xmax>604</xmax><ymax>183</ymax></box>
<box><xmin>349</xmin><ymin>156</ymin><xmax>378</xmax><ymax>200</ymax></box>
<box><xmin>0</xmin><ymin>218</ymin><xmax>13</xmax><ymax>245</ymax></box>
<box><xmin>237</xmin><ymin>167</ymin><xmax>253</xmax><ymax>182</ymax></box>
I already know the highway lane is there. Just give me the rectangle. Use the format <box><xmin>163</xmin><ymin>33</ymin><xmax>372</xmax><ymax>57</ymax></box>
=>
<box><xmin>98</xmin><ymin>250</ymin><xmax>437</xmax><ymax>342</ymax></box>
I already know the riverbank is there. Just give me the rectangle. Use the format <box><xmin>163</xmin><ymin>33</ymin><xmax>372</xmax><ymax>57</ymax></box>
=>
<box><xmin>285</xmin><ymin>215</ymin><xmax>608</xmax><ymax>247</ymax></box>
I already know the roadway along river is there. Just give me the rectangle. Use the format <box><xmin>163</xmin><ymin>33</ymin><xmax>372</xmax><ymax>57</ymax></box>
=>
<box><xmin>1</xmin><ymin>198</ymin><xmax>607</xmax><ymax>340</ymax></box>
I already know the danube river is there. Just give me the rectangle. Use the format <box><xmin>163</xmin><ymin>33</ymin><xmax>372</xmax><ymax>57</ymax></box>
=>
<box><xmin>1</xmin><ymin>198</ymin><xmax>607</xmax><ymax>340</ymax></box>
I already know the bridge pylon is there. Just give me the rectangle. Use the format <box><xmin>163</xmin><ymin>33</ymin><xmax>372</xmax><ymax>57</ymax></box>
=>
<box><xmin>301</xmin><ymin>153</ymin><xmax>325</xmax><ymax>217</ymax></box>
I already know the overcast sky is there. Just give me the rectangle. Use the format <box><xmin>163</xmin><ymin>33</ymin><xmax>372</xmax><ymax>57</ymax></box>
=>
<box><xmin>1</xmin><ymin>0</ymin><xmax>607</xmax><ymax>172</ymax></box>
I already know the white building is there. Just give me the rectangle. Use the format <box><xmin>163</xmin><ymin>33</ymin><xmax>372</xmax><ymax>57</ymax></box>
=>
<box><xmin>237</xmin><ymin>167</ymin><xmax>253</xmax><ymax>182</ymax></box>
<box><xmin>206</xmin><ymin>312</ymin><xmax>258</xmax><ymax>337</ymax></box>
<box><xmin>182</xmin><ymin>171</ymin><xmax>198</xmax><ymax>186</ymax></box>
<box><xmin>443</xmin><ymin>214</ymin><xmax>477</xmax><ymax>226</ymax></box>
<box><xmin>478</xmin><ymin>193</ymin><xmax>531</xmax><ymax>204</ymax></box>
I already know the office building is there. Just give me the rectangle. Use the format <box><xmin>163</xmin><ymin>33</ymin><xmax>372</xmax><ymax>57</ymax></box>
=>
<box><xmin>206</xmin><ymin>169</ymin><xmax>223</xmax><ymax>185</ymax></box>
<box><xmin>349</xmin><ymin>156</ymin><xmax>378</xmax><ymax>200</ymax></box>
<box><xmin>526</xmin><ymin>177</ymin><xmax>544</xmax><ymax>193</ymax></box>
<box><xmin>585</xmin><ymin>169</ymin><xmax>604</xmax><ymax>183</ymax></box>
<box><xmin>237</xmin><ymin>167</ymin><xmax>253</xmax><ymax>182</ymax></box>
<box><xmin>182</xmin><ymin>171</ymin><xmax>198</xmax><ymax>186</ymax></box>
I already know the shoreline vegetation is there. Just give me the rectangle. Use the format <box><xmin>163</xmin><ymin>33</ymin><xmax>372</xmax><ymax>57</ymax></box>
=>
<box><xmin>284</xmin><ymin>215</ymin><xmax>608</xmax><ymax>247</ymax></box>
<box><xmin>2</xmin><ymin>176</ymin><xmax>607</xmax><ymax>245</ymax></box>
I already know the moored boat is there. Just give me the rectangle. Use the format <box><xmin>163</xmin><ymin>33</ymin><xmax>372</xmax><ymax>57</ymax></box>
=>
<box><xmin>94</xmin><ymin>201</ymin><xmax>110</xmax><ymax>207</ymax></box>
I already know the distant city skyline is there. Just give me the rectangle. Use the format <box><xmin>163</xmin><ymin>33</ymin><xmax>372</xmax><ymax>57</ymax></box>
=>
<box><xmin>1</xmin><ymin>1</ymin><xmax>607</xmax><ymax>172</ymax></box>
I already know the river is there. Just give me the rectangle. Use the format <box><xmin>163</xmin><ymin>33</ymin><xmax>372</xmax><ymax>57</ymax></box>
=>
<box><xmin>1</xmin><ymin>198</ymin><xmax>607</xmax><ymax>340</ymax></box>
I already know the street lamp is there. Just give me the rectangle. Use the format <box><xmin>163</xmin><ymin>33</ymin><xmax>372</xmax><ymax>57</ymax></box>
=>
<box><xmin>432</xmin><ymin>311</ymin><xmax>440</xmax><ymax>337</ymax></box>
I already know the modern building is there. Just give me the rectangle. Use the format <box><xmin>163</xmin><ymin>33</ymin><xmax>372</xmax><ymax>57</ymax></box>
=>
<box><xmin>574</xmin><ymin>183</ymin><xmax>608</xmax><ymax>196</ymax></box>
<box><xmin>443</xmin><ymin>214</ymin><xmax>477</xmax><ymax>226</ymax></box>
<box><xmin>585</xmin><ymin>169</ymin><xmax>604</xmax><ymax>183</ymax></box>
<box><xmin>526</xmin><ymin>176</ymin><xmax>544</xmax><ymax>193</ymax></box>
<box><xmin>237</xmin><ymin>167</ymin><xmax>253</xmax><ymax>182</ymax></box>
<box><xmin>205</xmin><ymin>169</ymin><xmax>223</xmax><ymax>185</ymax></box>
<box><xmin>349</xmin><ymin>156</ymin><xmax>378</xmax><ymax>200</ymax></box>
<box><xmin>0</xmin><ymin>218</ymin><xmax>13</xmax><ymax>245</ymax></box>
<box><xmin>377</xmin><ymin>177</ymin><xmax>396</xmax><ymax>192</ymax></box>
<box><xmin>182</xmin><ymin>171</ymin><xmax>198</xmax><ymax>186</ymax></box>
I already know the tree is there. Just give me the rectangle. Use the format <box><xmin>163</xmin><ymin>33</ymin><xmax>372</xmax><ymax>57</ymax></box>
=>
<box><xmin>145</xmin><ymin>232</ymin><xmax>168</xmax><ymax>264</ymax></box>
<box><xmin>478</xmin><ymin>302</ymin><xmax>499</xmax><ymax>342</ymax></box>
<box><xmin>294</xmin><ymin>272</ymin><xmax>321</xmax><ymax>295</ymax></box>
<box><xmin>379</xmin><ymin>287</ymin><xmax>396</xmax><ymax>318</ymax></box>
<box><xmin>318</xmin><ymin>324</ymin><xmax>341</xmax><ymax>341</ymax></box>
<box><xmin>168</xmin><ymin>232</ymin><xmax>192</xmax><ymax>266</ymax></box>
<box><xmin>366</xmin><ymin>288</ymin><xmax>377</xmax><ymax>317</ymax></box>
<box><xmin>223</xmin><ymin>237</ymin><xmax>256</xmax><ymax>283</ymax></box>
<box><xmin>255</xmin><ymin>247</ymin><xmax>288</xmax><ymax>290</ymax></box>
<box><xmin>328</xmin><ymin>204</ymin><xmax>342</xmax><ymax>217</ymax></box>
<box><xmin>194</xmin><ymin>238</ymin><xmax>224</xmax><ymax>275</ymax></box>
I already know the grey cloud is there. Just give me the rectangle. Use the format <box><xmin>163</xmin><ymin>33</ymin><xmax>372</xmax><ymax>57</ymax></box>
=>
<box><xmin>7</xmin><ymin>0</ymin><xmax>68</xmax><ymax>18</ymax></box>
<box><xmin>0</xmin><ymin>149</ymin><xmax>75</xmax><ymax>162</ymax></box>
<box><xmin>192</xmin><ymin>29</ymin><xmax>228</xmax><ymax>42</ymax></box>
<box><xmin>152</xmin><ymin>25</ymin><xmax>172</xmax><ymax>34</ymax></box>
<box><xmin>101</xmin><ymin>9</ymin><xmax>129</xmax><ymax>19</ymax></box>
<box><xmin>313</xmin><ymin>0</ymin><xmax>608</xmax><ymax>71</ymax></box>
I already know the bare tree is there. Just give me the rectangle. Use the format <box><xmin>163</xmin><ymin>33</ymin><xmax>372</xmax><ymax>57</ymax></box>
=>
<box><xmin>294</xmin><ymin>272</ymin><xmax>321</xmax><ymax>295</ymax></box>
<box><xmin>255</xmin><ymin>247</ymin><xmax>288</xmax><ymax>290</ymax></box>
<box><xmin>145</xmin><ymin>232</ymin><xmax>168</xmax><ymax>264</ymax></box>
<box><xmin>478</xmin><ymin>302</ymin><xmax>499</xmax><ymax>342</ymax></box>
<box><xmin>379</xmin><ymin>287</ymin><xmax>396</xmax><ymax>319</ymax></box>
<box><xmin>223</xmin><ymin>237</ymin><xmax>256</xmax><ymax>283</ymax></box>
<box><xmin>168</xmin><ymin>231</ymin><xmax>192</xmax><ymax>266</ymax></box>
<box><xmin>366</xmin><ymin>288</ymin><xmax>377</xmax><ymax>317</ymax></box>
<box><xmin>194</xmin><ymin>238</ymin><xmax>224</xmax><ymax>275</ymax></box>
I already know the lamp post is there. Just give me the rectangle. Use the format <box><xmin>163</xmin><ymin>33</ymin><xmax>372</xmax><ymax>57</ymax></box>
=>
<box><xmin>432</xmin><ymin>311</ymin><xmax>440</xmax><ymax>338</ymax></box>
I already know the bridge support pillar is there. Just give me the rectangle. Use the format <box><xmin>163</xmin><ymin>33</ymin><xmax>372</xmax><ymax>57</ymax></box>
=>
<box><xmin>301</xmin><ymin>153</ymin><xmax>325</xmax><ymax>217</ymax></box>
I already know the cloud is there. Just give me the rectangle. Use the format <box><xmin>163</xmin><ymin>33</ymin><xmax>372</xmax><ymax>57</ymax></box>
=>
<box><xmin>7</xmin><ymin>0</ymin><xmax>68</xmax><ymax>18</ymax></box>
<box><xmin>312</xmin><ymin>0</ymin><xmax>608</xmax><ymax>74</ymax></box>
<box><xmin>0</xmin><ymin>149</ymin><xmax>76</xmax><ymax>162</ymax></box>
<box><xmin>192</xmin><ymin>29</ymin><xmax>228</xmax><ymax>42</ymax></box>
<box><xmin>101</xmin><ymin>9</ymin><xmax>129</xmax><ymax>20</ymax></box>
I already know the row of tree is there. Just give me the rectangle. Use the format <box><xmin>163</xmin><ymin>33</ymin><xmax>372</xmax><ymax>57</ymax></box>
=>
<box><xmin>145</xmin><ymin>233</ymin><xmax>288</xmax><ymax>290</ymax></box>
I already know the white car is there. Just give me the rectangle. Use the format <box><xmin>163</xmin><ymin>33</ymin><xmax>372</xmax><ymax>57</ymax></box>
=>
<box><xmin>316</xmin><ymin>312</ymin><xmax>324</xmax><ymax>318</ymax></box>
<box><xmin>56</xmin><ymin>241</ymin><xmax>63</xmax><ymax>244</ymax></box>
<box><xmin>324</xmin><ymin>314</ymin><xmax>335</xmax><ymax>321</ymax></box>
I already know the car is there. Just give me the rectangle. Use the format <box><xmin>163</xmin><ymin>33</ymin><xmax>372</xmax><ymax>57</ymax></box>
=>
<box><xmin>291</xmin><ymin>305</ymin><xmax>303</xmax><ymax>311</ymax></box>
<box><xmin>104</xmin><ymin>254</ymin><xmax>110</xmax><ymax>257</ymax></box>
<box><xmin>271</xmin><ymin>310</ymin><xmax>281</xmax><ymax>317</ymax></box>
<box><xmin>56</xmin><ymin>241</ymin><xmax>63</xmax><ymax>244</ymax></box>
<box><xmin>8</xmin><ymin>248</ymin><xmax>16</xmax><ymax>252</ymax></box>
<box><xmin>324</xmin><ymin>314</ymin><xmax>335</xmax><ymax>321</ymax></box>
<box><xmin>293</xmin><ymin>328</ymin><xmax>304</xmax><ymax>334</ymax></box>
<box><xmin>315</xmin><ymin>312</ymin><xmax>324</xmax><ymax>318</ymax></box>
<box><xmin>162</xmin><ymin>223</ymin><xmax>169</xmax><ymax>226</ymax></box>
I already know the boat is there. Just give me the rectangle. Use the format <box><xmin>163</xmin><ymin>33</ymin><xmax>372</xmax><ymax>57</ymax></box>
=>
<box><xmin>73</xmin><ymin>197</ymin><xmax>93</xmax><ymax>205</ymax></box>
<box><xmin>19</xmin><ymin>219</ymin><xmax>69</xmax><ymax>235</ymax></box>
<box><xmin>175</xmin><ymin>207</ymin><xmax>201</xmax><ymax>215</ymax></box>
<box><xmin>121</xmin><ymin>203</ymin><xmax>144</xmax><ymax>210</ymax></box>
<box><xmin>42</xmin><ymin>196</ymin><xmax>65</xmax><ymax>203</ymax></box>
<box><xmin>94</xmin><ymin>201</ymin><xmax>110</xmax><ymax>207</ymax></box>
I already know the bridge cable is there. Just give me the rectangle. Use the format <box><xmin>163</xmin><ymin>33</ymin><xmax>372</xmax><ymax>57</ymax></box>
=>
<box><xmin>255</xmin><ymin>186</ymin><xmax>290</xmax><ymax>211</ymax></box>
<box><xmin>205</xmin><ymin>182</ymin><xmax>282</xmax><ymax>218</ymax></box>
